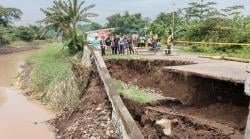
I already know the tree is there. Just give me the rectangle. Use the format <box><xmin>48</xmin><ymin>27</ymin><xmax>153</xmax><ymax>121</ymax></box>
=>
<box><xmin>150</xmin><ymin>10</ymin><xmax>183</xmax><ymax>37</ymax></box>
<box><xmin>183</xmin><ymin>0</ymin><xmax>217</xmax><ymax>20</ymax></box>
<box><xmin>40</xmin><ymin>0</ymin><xmax>97</xmax><ymax>53</ymax></box>
<box><xmin>78</xmin><ymin>22</ymin><xmax>103</xmax><ymax>32</ymax></box>
<box><xmin>15</xmin><ymin>26</ymin><xmax>36</xmax><ymax>41</ymax></box>
<box><xmin>106</xmin><ymin>11</ymin><xmax>147</xmax><ymax>34</ymax></box>
<box><xmin>221</xmin><ymin>5</ymin><xmax>245</xmax><ymax>18</ymax></box>
<box><xmin>0</xmin><ymin>5</ymin><xmax>23</xmax><ymax>26</ymax></box>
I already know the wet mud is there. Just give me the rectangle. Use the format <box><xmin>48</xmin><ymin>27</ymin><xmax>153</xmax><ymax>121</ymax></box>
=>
<box><xmin>106</xmin><ymin>59</ymin><xmax>249</xmax><ymax>139</ymax></box>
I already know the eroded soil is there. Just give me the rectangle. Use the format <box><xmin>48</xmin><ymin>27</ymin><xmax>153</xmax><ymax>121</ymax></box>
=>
<box><xmin>50</xmin><ymin>64</ymin><xmax>117</xmax><ymax>139</ymax></box>
<box><xmin>106</xmin><ymin>59</ymin><xmax>249</xmax><ymax>139</ymax></box>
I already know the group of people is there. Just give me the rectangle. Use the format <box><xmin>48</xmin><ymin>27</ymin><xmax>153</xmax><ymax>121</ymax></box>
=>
<box><xmin>91</xmin><ymin>35</ymin><xmax>135</xmax><ymax>56</ymax></box>
<box><xmin>91</xmin><ymin>32</ymin><xmax>174</xmax><ymax>56</ymax></box>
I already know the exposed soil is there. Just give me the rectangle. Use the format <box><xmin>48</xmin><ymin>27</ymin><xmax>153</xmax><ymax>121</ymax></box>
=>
<box><xmin>18</xmin><ymin>62</ymin><xmax>33</xmax><ymax>92</ymax></box>
<box><xmin>50</xmin><ymin>64</ymin><xmax>117</xmax><ymax>139</ymax></box>
<box><xmin>106</xmin><ymin>59</ymin><xmax>249</xmax><ymax>139</ymax></box>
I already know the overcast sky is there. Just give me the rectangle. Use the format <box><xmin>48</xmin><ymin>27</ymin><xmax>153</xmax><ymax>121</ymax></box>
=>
<box><xmin>1</xmin><ymin>0</ymin><xmax>250</xmax><ymax>25</ymax></box>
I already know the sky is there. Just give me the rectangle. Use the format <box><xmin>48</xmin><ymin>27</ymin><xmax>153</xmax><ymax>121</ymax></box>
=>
<box><xmin>1</xmin><ymin>0</ymin><xmax>250</xmax><ymax>25</ymax></box>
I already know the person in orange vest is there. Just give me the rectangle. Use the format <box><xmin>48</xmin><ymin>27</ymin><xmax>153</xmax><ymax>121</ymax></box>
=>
<box><xmin>167</xmin><ymin>32</ymin><xmax>174</xmax><ymax>55</ymax></box>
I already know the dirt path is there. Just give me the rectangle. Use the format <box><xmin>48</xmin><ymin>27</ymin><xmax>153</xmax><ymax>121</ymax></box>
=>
<box><xmin>0</xmin><ymin>51</ymin><xmax>55</xmax><ymax>139</ymax></box>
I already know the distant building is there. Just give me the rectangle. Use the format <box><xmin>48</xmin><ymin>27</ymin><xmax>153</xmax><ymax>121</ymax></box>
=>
<box><xmin>85</xmin><ymin>28</ymin><xmax>115</xmax><ymax>42</ymax></box>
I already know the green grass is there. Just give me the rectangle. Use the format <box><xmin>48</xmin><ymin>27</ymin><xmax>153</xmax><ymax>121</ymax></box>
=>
<box><xmin>175</xmin><ymin>45</ymin><xmax>250</xmax><ymax>60</ymax></box>
<box><xmin>115</xmin><ymin>80</ymin><xmax>161</xmax><ymax>103</ymax></box>
<box><xmin>29</xmin><ymin>43</ymin><xmax>71</xmax><ymax>94</ymax></box>
<box><xmin>28</xmin><ymin>43</ymin><xmax>82</xmax><ymax>111</ymax></box>
<box><xmin>104</xmin><ymin>54</ymin><xmax>143</xmax><ymax>60</ymax></box>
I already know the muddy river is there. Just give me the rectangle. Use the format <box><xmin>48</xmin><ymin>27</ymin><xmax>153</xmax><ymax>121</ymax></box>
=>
<box><xmin>0</xmin><ymin>51</ymin><xmax>55</xmax><ymax>139</ymax></box>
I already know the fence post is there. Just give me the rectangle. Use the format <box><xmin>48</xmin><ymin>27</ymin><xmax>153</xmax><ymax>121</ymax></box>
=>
<box><xmin>245</xmin><ymin>65</ymin><xmax>250</xmax><ymax>139</ymax></box>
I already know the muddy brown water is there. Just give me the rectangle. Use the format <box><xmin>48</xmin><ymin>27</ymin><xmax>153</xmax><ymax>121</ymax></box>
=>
<box><xmin>0</xmin><ymin>51</ymin><xmax>55</xmax><ymax>139</ymax></box>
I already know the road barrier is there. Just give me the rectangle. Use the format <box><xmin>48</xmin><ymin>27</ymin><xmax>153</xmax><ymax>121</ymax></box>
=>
<box><xmin>85</xmin><ymin>45</ymin><xmax>144</xmax><ymax>139</ymax></box>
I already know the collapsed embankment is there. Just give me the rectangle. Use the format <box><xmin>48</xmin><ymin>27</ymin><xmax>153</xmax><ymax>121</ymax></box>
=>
<box><xmin>106</xmin><ymin>59</ymin><xmax>249</xmax><ymax>138</ymax></box>
<box><xmin>50</xmin><ymin>63</ymin><xmax>117</xmax><ymax>138</ymax></box>
<box><xmin>18</xmin><ymin>46</ymin><xmax>118</xmax><ymax>138</ymax></box>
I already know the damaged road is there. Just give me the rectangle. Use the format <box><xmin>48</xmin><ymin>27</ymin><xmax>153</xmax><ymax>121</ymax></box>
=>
<box><xmin>106</xmin><ymin>59</ymin><xmax>249</xmax><ymax>139</ymax></box>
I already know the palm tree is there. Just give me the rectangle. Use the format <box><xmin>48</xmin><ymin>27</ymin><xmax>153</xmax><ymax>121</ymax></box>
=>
<box><xmin>40</xmin><ymin>0</ymin><xmax>97</xmax><ymax>53</ymax></box>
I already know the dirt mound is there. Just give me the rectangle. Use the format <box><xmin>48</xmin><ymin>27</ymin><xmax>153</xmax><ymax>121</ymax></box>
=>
<box><xmin>50</xmin><ymin>64</ymin><xmax>117</xmax><ymax>139</ymax></box>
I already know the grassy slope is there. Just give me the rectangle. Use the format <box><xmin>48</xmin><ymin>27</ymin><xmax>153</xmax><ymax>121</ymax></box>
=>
<box><xmin>115</xmin><ymin>80</ymin><xmax>161</xmax><ymax>103</ymax></box>
<box><xmin>28</xmin><ymin>43</ymin><xmax>81</xmax><ymax>110</ymax></box>
<box><xmin>104</xmin><ymin>54</ymin><xmax>142</xmax><ymax>60</ymax></box>
<box><xmin>29</xmin><ymin>43</ymin><xmax>71</xmax><ymax>94</ymax></box>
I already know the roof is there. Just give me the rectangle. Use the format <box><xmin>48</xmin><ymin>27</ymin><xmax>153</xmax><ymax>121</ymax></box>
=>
<box><xmin>85</xmin><ymin>28</ymin><xmax>115</xmax><ymax>34</ymax></box>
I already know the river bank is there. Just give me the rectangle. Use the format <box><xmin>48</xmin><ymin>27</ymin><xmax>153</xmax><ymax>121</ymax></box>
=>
<box><xmin>0</xmin><ymin>49</ymin><xmax>55</xmax><ymax>139</ymax></box>
<box><xmin>17</xmin><ymin>45</ymin><xmax>118</xmax><ymax>138</ymax></box>
<box><xmin>0</xmin><ymin>40</ymin><xmax>55</xmax><ymax>55</ymax></box>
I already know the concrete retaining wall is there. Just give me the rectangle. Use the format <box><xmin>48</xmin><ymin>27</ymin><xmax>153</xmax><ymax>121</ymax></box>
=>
<box><xmin>86</xmin><ymin>46</ymin><xmax>144</xmax><ymax>139</ymax></box>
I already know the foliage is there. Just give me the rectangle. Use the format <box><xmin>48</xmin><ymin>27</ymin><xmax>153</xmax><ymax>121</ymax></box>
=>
<box><xmin>177</xmin><ymin>45</ymin><xmax>250</xmax><ymax>60</ymax></box>
<box><xmin>183</xmin><ymin>0</ymin><xmax>217</xmax><ymax>20</ymax></box>
<box><xmin>40</xmin><ymin>0</ymin><xmax>97</xmax><ymax>54</ymax></box>
<box><xmin>14</xmin><ymin>26</ymin><xmax>36</xmax><ymax>41</ymax></box>
<box><xmin>0</xmin><ymin>25</ymin><xmax>11</xmax><ymax>46</ymax></box>
<box><xmin>0</xmin><ymin>5</ymin><xmax>23</xmax><ymax>27</ymax></box>
<box><xmin>78</xmin><ymin>22</ymin><xmax>103</xmax><ymax>33</ymax></box>
<box><xmin>106</xmin><ymin>11</ymin><xmax>148</xmax><ymax>34</ymax></box>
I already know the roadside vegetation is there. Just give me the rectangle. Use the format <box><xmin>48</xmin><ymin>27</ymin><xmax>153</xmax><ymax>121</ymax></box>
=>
<box><xmin>104</xmin><ymin>54</ymin><xmax>142</xmax><ymax>60</ymax></box>
<box><xmin>27</xmin><ymin>43</ymin><xmax>81</xmax><ymax>111</ymax></box>
<box><xmin>175</xmin><ymin>45</ymin><xmax>250</xmax><ymax>60</ymax></box>
<box><xmin>40</xmin><ymin>0</ymin><xmax>97</xmax><ymax>54</ymax></box>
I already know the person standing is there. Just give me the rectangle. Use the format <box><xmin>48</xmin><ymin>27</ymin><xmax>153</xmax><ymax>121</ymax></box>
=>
<box><xmin>152</xmin><ymin>34</ymin><xmax>158</xmax><ymax>49</ymax></box>
<box><xmin>147</xmin><ymin>36</ymin><xmax>152</xmax><ymax>47</ymax></box>
<box><xmin>110</xmin><ymin>36</ymin><xmax>115</xmax><ymax>54</ymax></box>
<box><xmin>119</xmin><ymin>37</ymin><xmax>125</xmax><ymax>54</ymax></box>
<box><xmin>139</xmin><ymin>35</ymin><xmax>145</xmax><ymax>47</ymax></box>
<box><xmin>114</xmin><ymin>36</ymin><xmax>120</xmax><ymax>54</ymax></box>
<box><xmin>105</xmin><ymin>36</ymin><xmax>112</xmax><ymax>55</ymax></box>
<box><xmin>100</xmin><ymin>36</ymin><xmax>106</xmax><ymax>56</ymax></box>
<box><xmin>167</xmin><ymin>32</ymin><xmax>174</xmax><ymax>55</ymax></box>
<box><xmin>91</xmin><ymin>36</ymin><xmax>100</xmax><ymax>50</ymax></box>
<box><xmin>128</xmin><ymin>36</ymin><xmax>134</xmax><ymax>54</ymax></box>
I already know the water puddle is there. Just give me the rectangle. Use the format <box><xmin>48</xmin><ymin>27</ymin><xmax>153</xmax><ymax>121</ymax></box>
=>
<box><xmin>0</xmin><ymin>51</ymin><xmax>55</xmax><ymax>139</ymax></box>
